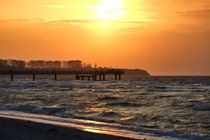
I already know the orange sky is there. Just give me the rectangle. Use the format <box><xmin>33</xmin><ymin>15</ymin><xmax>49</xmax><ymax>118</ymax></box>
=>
<box><xmin>0</xmin><ymin>0</ymin><xmax>210</xmax><ymax>75</ymax></box>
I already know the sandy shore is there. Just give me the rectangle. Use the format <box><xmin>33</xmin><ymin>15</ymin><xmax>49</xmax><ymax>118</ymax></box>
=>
<box><xmin>0</xmin><ymin>114</ymin><xmax>145</xmax><ymax>140</ymax></box>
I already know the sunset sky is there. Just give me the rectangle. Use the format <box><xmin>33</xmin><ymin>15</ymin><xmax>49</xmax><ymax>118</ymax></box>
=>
<box><xmin>0</xmin><ymin>0</ymin><xmax>210</xmax><ymax>75</ymax></box>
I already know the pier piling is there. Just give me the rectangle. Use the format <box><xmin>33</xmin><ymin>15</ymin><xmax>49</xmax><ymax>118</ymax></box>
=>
<box><xmin>99</xmin><ymin>74</ymin><xmax>102</xmax><ymax>81</ymax></box>
<box><xmin>33</xmin><ymin>74</ymin><xmax>36</xmax><ymax>81</ymax></box>
<box><xmin>55</xmin><ymin>74</ymin><xmax>57</xmax><ymax>80</ymax></box>
<box><xmin>11</xmin><ymin>73</ymin><xmax>14</xmax><ymax>81</ymax></box>
<box><xmin>103</xmin><ymin>74</ymin><xmax>106</xmax><ymax>81</ymax></box>
<box><xmin>115</xmin><ymin>74</ymin><xmax>117</xmax><ymax>80</ymax></box>
<box><xmin>119</xmin><ymin>74</ymin><xmax>121</xmax><ymax>80</ymax></box>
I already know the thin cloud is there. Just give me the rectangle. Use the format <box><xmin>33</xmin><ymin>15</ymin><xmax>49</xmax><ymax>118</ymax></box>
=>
<box><xmin>52</xmin><ymin>19</ymin><xmax>151</xmax><ymax>25</ymax></box>
<box><xmin>177</xmin><ymin>9</ymin><xmax>210</xmax><ymax>20</ymax></box>
<box><xmin>0</xmin><ymin>18</ymin><xmax>45</xmax><ymax>23</ymax></box>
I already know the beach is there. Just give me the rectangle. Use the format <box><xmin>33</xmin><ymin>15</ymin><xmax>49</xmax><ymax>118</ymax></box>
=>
<box><xmin>0</xmin><ymin>118</ymin><xmax>136</xmax><ymax>140</ymax></box>
<box><xmin>0</xmin><ymin>113</ymin><xmax>142</xmax><ymax>140</ymax></box>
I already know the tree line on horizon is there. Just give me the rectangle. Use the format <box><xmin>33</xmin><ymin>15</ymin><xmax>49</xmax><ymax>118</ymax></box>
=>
<box><xmin>0</xmin><ymin>59</ymin><xmax>93</xmax><ymax>69</ymax></box>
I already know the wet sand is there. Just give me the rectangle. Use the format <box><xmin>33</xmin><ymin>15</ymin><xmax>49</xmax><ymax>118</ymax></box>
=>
<box><xmin>0</xmin><ymin>115</ymin><xmax>144</xmax><ymax>140</ymax></box>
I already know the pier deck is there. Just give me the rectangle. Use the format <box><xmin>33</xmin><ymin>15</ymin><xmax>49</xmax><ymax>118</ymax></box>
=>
<box><xmin>0</xmin><ymin>68</ymin><xmax>124</xmax><ymax>81</ymax></box>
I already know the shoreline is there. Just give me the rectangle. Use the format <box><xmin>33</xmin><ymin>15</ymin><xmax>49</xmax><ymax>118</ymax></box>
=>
<box><xmin>0</xmin><ymin>111</ymin><xmax>149</xmax><ymax>140</ymax></box>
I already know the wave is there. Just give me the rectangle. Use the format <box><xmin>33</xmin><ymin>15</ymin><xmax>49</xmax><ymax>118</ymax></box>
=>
<box><xmin>0</xmin><ymin>104</ymin><xmax>66</xmax><ymax>116</ymax></box>
<box><xmin>94</xmin><ymin>89</ymin><xmax>112</xmax><ymax>93</ymax></box>
<box><xmin>106</xmin><ymin>102</ymin><xmax>142</xmax><ymax>107</ymax></box>
<box><xmin>193</xmin><ymin>103</ymin><xmax>210</xmax><ymax>111</ymax></box>
<box><xmin>98</xmin><ymin>96</ymin><xmax>120</xmax><ymax>101</ymax></box>
<box><xmin>99</xmin><ymin>111</ymin><xmax>122</xmax><ymax>118</ymax></box>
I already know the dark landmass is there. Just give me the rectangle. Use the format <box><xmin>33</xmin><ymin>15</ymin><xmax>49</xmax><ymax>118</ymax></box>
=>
<box><xmin>124</xmin><ymin>69</ymin><xmax>150</xmax><ymax>76</ymax></box>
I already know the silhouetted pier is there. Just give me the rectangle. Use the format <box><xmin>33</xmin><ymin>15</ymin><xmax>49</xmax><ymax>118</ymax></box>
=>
<box><xmin>0</xmin><ymin>68</ymin><xmax>124</xmax><ymax>81</ymax></box>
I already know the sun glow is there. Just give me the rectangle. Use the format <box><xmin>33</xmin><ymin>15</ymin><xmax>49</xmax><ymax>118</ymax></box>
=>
<box><xmin>95</xmin><ymin>0</ymin><xmax>125</xmax><ymax>20</ymax></box>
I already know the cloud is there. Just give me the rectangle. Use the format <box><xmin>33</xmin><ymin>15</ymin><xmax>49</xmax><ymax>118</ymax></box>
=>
<box><xmin>51</xmin><ymin>19</ymin><xmax>95</xmax><ymax>24</ymax></box>
<box><xmin>0</xmin><ymin>18</ymin><xmax>151</xmax><ymax>30</ymax></box>
<box><xmin>173</xmin><ymin>8</ymin><xmax>210</xmax><ymax>31</ymax></box>
<box><xmin>0</xmin><ymin>18</ymin><xmax>45</xmax><ymax>23</ymax></box>
<box><xmin>52</xmin><ymin>19</ymin><xmax>151</xmax><ymax>25</ymax></box>
<box><xmin>177</xmin><ymin>9</ymin><xmax>210</xmax><ymax>20</ymax></box>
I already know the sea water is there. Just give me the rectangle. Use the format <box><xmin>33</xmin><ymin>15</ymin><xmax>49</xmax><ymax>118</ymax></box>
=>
<box><xmin>0</xmin><ymin>75</ymin><xmax>209</xmax><ymax>139</ymax></box>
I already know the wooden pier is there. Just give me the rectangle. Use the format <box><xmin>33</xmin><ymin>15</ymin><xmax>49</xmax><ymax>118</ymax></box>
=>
<box><xmin>0</xmin><ymin>68</ymin><xmax>124</xmax><ymax>81</ymax></box>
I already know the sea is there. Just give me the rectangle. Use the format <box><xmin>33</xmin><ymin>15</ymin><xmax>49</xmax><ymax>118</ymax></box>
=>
<box><xmin>0</xmin><ymin>75</ymin><xmax>209</xmax><ymax>140</ymax></box>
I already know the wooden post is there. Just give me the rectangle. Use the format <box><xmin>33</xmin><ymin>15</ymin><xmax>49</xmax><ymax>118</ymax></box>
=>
<box><xmin>100</xmin><ymin>69</ymin><xmax>103</xmax><ymax>81</ymax></box>
<box><xmin>115</xmin><ymin>74</ymin><xmax>117</xmax><ymax>80</ymax></box>
<box><xmin>11</xmin><ymin>73</ymin><xmax>14</xmax><ymax>81</ymax></box>
<box><xmin>76</xmin><ymin>74</ymin><xmax>79</xmax><ymax>80</ymax></box>
<box><xmin>55</xmin><ymin>73</ymin><xmax>57</xmax><ymax>80</ymax></box>
<box><xmin>54</xmin><ymin>69</ymin><xmax>57</xmax><ymax>80</ymax></box>
<box><xmin>103</xmin><ymin>74</ymin><xmax>105</xmax><ymax>81</ymax></box>
<box><xmin>119</xmin><ymin>74</ymin><xmax>121</xmax><ymax>80</ymax></box>
<box><xmin>94</xmin><ymin>71</ymin><xmax>97</xmax><ymax>81</ymax></box>
<box><xmin>93</xmin><ymin>75</ymin><xmax>96</xmax><ymax>81</ymax></box>
<box><xmin>93</xmin><ymin>74</ymin><xmax>97</xmax><ymax>81</ymax></box>
<box><xmin>33</xmin><ymin>73</ymin><xmax>36</xmax><ymax>81</ymax></box>
<box><xmin>82</xmin><ymin>76</ymin><xmax>84</xmax><ymax>80</ymax></box>
<box><xmin>10</xmin><ymin>69</ymin><xmax>14</xmax><ymax>81</ymax></box>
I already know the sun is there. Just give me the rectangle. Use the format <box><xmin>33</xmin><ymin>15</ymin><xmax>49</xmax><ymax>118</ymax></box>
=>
<box><xmin>95</xmin><ymin>0</ymin><xmax>125</xmax><ymax>20</ymax></box>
